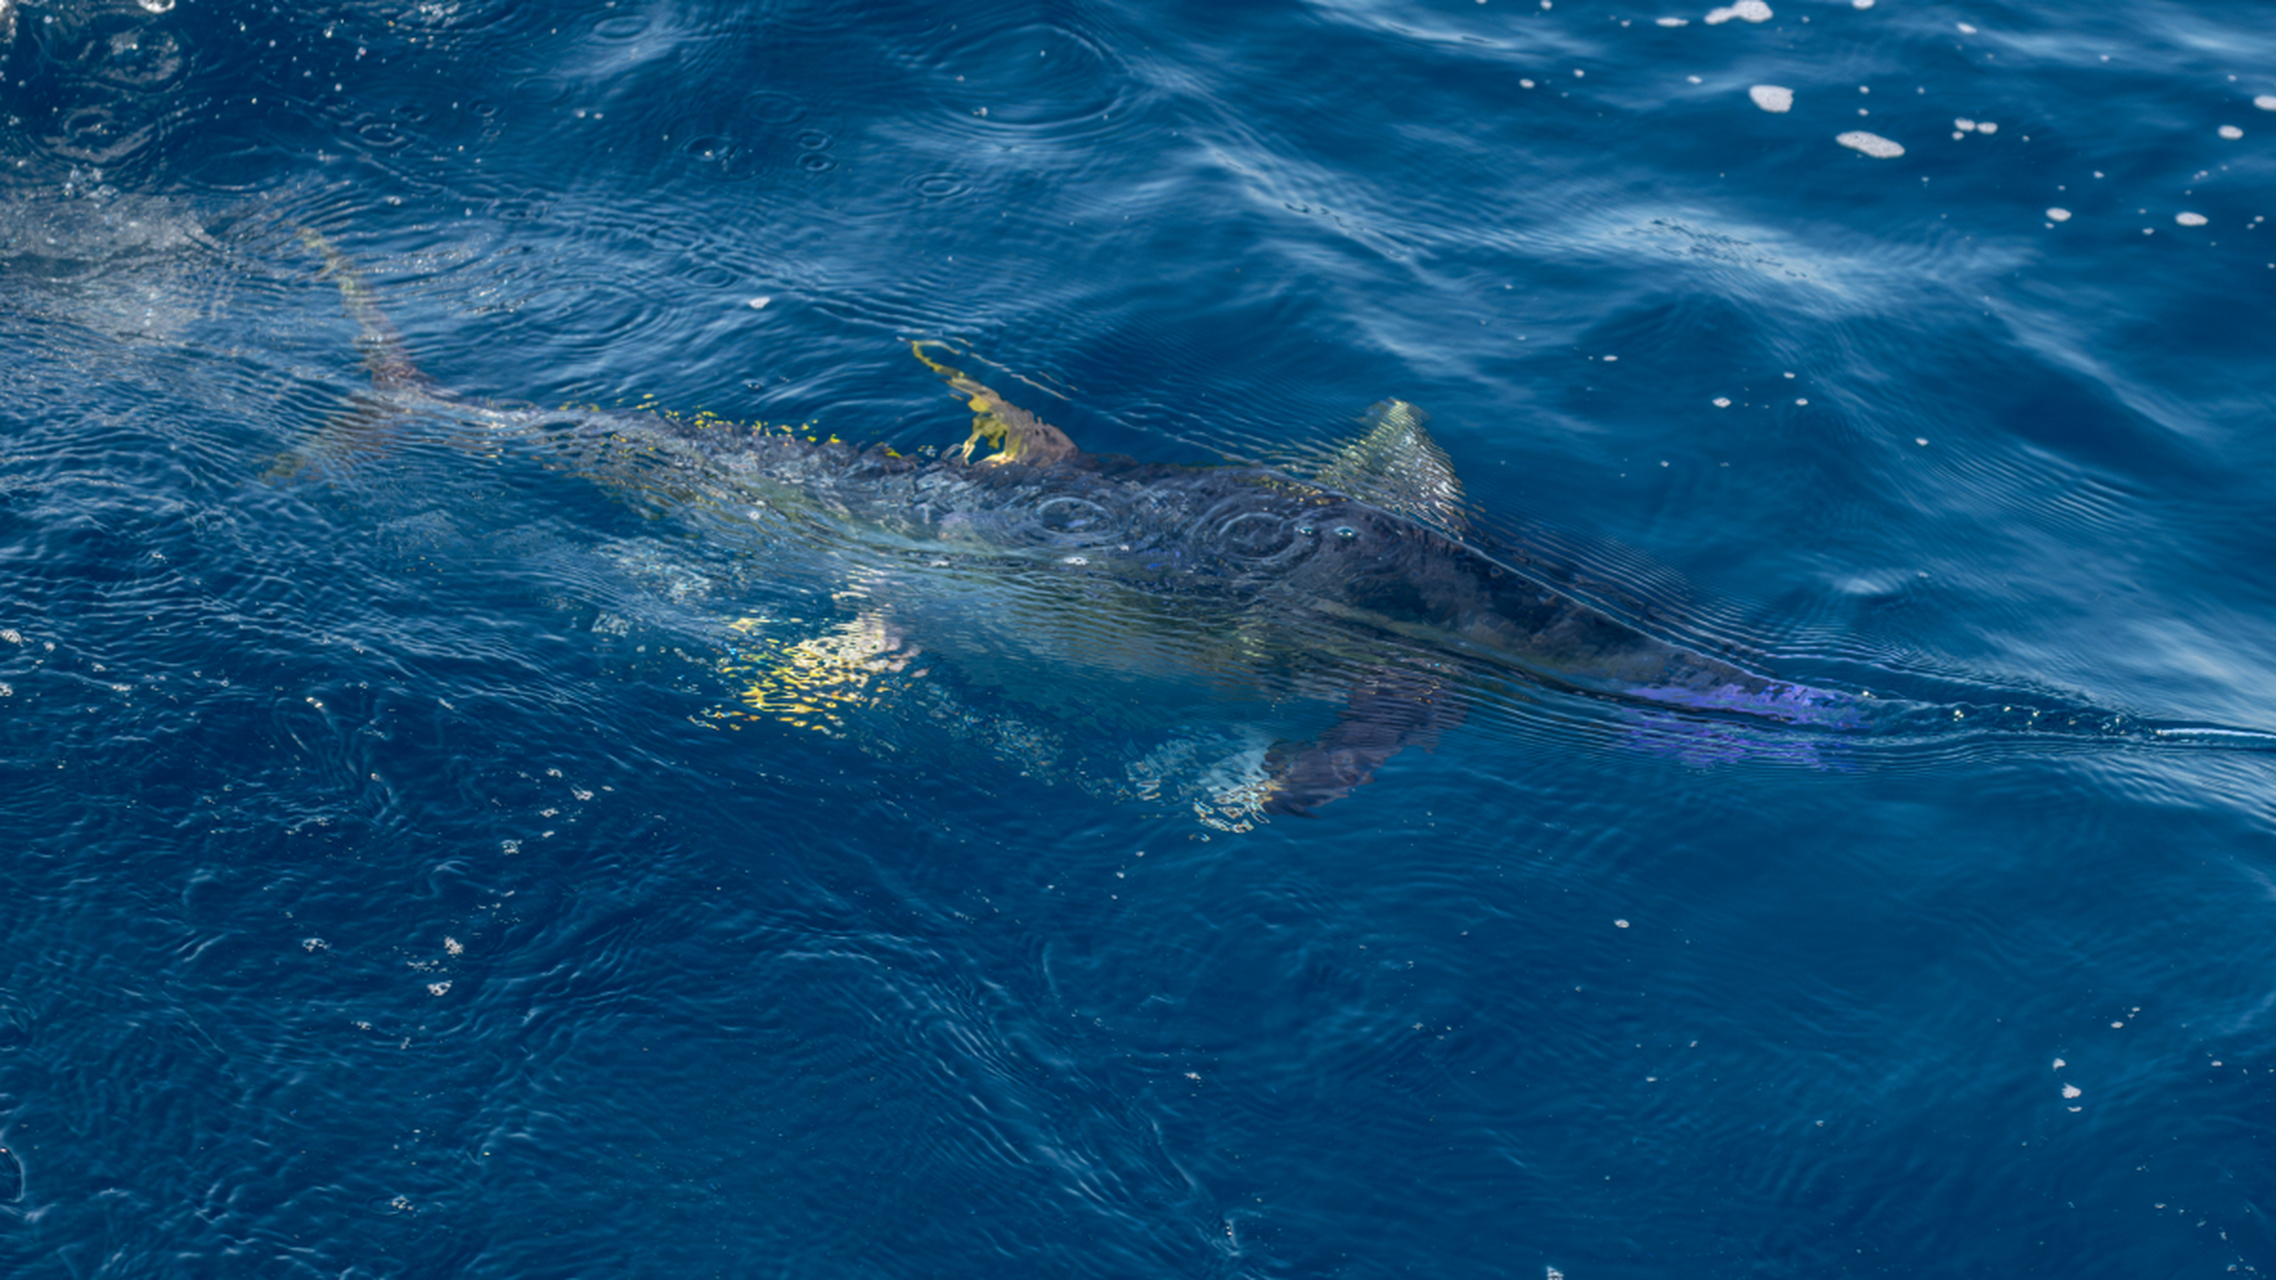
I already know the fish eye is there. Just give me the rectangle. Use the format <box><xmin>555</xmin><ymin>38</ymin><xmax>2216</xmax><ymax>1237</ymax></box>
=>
<box><xmin>1334</xmin><ymin>525</ymin><xmax>1357</xmax><ymax>539</ymax></box>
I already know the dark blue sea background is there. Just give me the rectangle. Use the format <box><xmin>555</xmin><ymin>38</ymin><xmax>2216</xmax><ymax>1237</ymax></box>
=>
<box><xmin>4</xmin><ymin>0</ymin><xmax>2276</xmax><ymax>1274</ymax></box>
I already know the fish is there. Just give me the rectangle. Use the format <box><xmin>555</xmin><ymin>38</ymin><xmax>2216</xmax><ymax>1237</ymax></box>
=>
<box><xmin>283</xmin><ymin>232</ymin><xmax>2276</xmax><ymax>817</ymax></box>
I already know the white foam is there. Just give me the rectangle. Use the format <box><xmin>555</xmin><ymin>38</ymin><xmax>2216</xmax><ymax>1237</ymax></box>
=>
<box><xmin>1750</xmin><ymin>85</ymin><xmax>1794</xmax><ymax>113</ymax></box>
<box><xmin>1976</xmin><ymin>121</ymin><xmax>1997</xmax><ymax>134</ymax></box>
<box><xmin>2220</xmin><ymin>125</ymin><xmax>2244</xmax><ymax>139</ymax></box>
<box><xmin>1705</xmin><ymin>0</ymin><xmax>1772</xmax><ymax>24</ymax></box>
<box><xmin>2258</xmin><ymin>95</ymin><xmax>2276</xmax><ymax>111</ymax></box>
<box><xmin>1657</xmin><ymin>15</ymin><xmax>1689</xmax><ymax>25</ymax></box>
<box><xmin>2062</xmin><ymin>1083</ymin><xmax>2082</xmax><ymax>1098</ymax></box>
<box><xmin>2046</xmin><ymin>207</ymin><xmax>2071</xmax><ymax>221</ymax></box>
<box><xmin>1853</xmin><ymin>0</ymin><xmax>1874</xmax><ymax>7</ymax></box>
<box><xmin>1837</xmin><ymin>130</ymin><xmax>1905</xmax><ymax>158</ymax></box>
<box><xmin>1954</xmin><ymin>118</ymin><xmax>1977</xmax><ymax>131</ymax></box>
<box><xmin>2177</xmin><ymin>211</ymin><xmax>2208</xmax><ymax>226</ymax></box>
<box><xmin>1957</xmin><ymin>22</ymin><xmax>1977</xmax><ymax>34</ymax></box>
<box><xmin>1713</xmin><ymin>397</ymin><xmax>1732</xmax><ymax>407</ymax></box>
<box><xmin>2052</xmin><ymin>1058</ymin><xmax>2066</xmax><ymax>1068</ymax></box>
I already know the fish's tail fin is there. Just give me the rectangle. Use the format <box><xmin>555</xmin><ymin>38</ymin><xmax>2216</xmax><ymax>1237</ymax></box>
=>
<box><xmin>299</xmin><ymin>229</ymin><xmax>431</xmax><ymax>392</ymax></box>
<box><xmin>268</xmin><ymin>231</ymin><xmax>441</xmax><ymax>482</ymax></box>
<box><xmin>910</xmin><ymin>340</ymin><xmax>1080</xmax><ymax>467</ymax></box>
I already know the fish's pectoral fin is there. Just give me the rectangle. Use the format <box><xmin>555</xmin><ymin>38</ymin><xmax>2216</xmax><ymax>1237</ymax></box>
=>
<box><xmin>911</xmin><ymin>340</ymin><xmax>1082</xmax><ymax>468</ymax></box>
<box><xmin>1260</xmin><ymin>668</ymin><xmax>1466</xmax><ymax>815</ymax></box>
<box><xmin>1311</xmin><ymin>399</ymin><xmax>1469</xmax><ymax>534</ymax></box>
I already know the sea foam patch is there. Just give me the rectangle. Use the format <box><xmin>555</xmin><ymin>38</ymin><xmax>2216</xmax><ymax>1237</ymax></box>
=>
<box><xmin>1837</xmin><ymin>130</ymin><xmax>1905</xmax><ymax>158</ymax></box>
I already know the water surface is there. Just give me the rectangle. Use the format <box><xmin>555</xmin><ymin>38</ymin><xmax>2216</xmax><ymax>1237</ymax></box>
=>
<box><xmin>3</xmin><ymin>0</ymin><xmax>2274</xmax><ymax>1275</ymax></box>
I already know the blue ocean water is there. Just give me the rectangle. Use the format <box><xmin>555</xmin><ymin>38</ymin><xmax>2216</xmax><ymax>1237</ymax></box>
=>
<box><xmin>4</xmin><ymin>0</ymin><xmax>2276</xmax><ymax>1274</ymax></box>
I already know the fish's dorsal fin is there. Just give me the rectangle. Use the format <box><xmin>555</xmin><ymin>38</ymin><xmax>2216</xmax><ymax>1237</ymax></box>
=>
<box><xmin>911</xmin><ymin>341</ymin><xmax>1081</xmax><ymax>467</ymax></box>
<box><xmin>1311</xmin><ymin>400</ymin><xmax>1468</xmax><ymax>534</ymax></box>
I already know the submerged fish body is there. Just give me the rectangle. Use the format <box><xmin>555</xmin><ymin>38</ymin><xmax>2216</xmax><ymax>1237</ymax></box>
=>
<box><xmin>468</xmin><ymin>364</ymin><xmax>1862</xmax><ymax>811</ymax></box>
<box><xmin>287</xmin><ymin>235</ymin><xmax>2265</xmax><ymax>815</ymax></box>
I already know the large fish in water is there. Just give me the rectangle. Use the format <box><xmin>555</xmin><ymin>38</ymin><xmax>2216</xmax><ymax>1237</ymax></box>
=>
<box><xmin>283</xmin><ymin>232</ymin><xmax>2273</xmax><ymax>816</ymax></box>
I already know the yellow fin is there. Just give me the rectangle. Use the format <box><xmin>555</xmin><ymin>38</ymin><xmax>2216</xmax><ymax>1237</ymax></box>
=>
<box><xmin>911</xmin><ymin>341</ymin><xmax>1080</xmax><ymax>467</ymax></box>
<box><xmin>714</xmin><ymin>614</ymin><xmax>919</xmax><ymax>736</ymax></box>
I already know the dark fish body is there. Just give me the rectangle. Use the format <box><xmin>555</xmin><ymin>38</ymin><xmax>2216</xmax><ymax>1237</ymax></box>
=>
<box><xmin>287</xmin><ymin>235</ymin><xmax>2269</xmax><ymax>814</ymax></box>
<box><xmin>650</xmin><ymin>417</ymin><xmax>1803</xmax><ymax>705</ymax></box>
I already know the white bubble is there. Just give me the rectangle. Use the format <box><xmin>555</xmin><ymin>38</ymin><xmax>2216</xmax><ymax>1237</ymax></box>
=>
<box><xmin>1914</xmin><ymin>437</ymin><xmax>1929</xmax><ymax>446</ymax></box>
<box><xmin>1957</xmin><ymin>22</ymin><xmax>1977</xmax><ymax>34</ymax></box>
<box><xmin>1749</xmin><ymin>85</ymin><xmax>1795</xmax><ymax>113</ymax></box>
<box><xmin>427</xmin><ymin>981</ymin><xmax>452</xmax><ymax>996</ymax></box>
<box><xmin>2177</xmin><ymin>212</ymin><xmax>2208</xmax><ymax>226</ymax></box>
<box><xmin>1976</xmin><ymin>121</ymin><xmax>1997</xmax><ymax>134</ymax></box>
<box><xmin>1521</xmin><ymin>79</ymin><xmax>1536</xmax><ymax>88</ymax></box>
<box><xmin>747</xmin><ymin>296</ymin><xmax>771</xmax><ymax>309</ymax></box>
<box><xmin>1614</xmin><ymin>919</ymin><xmax>1631</xmax><ymax>928</ymax></box>
<box><xmin>2111</xmin><ymin>1020</ymin><xmax>2125</xmax><ymax>1028</ymax></box>
<box><xmin>2220</xmin><ymin>125</ymin><xmax>2244</xmax><ymax>139</ymax></box>
<box><xmin>2061</xmin><ymin>1083</ymin><xmax>2082</xmax><ymax>1098</ymax></box>
<box><xmin>1713</xmin><ymin>397</ymin><xmax>1732</xmax><ymax>407</ymax></box>
<box><xmin>1954</xmin><ymin>118</ymin><xmax>1977</xmax><ymax>132</ymax></box>
<box><xmin>137</xmin><ymin>0</ymin><xmax>175</xmax><ymax>11</ymax></box>
<box><xmin>1852</xmin><ymin>0</ymin><xmax>1873</xmax><ymax>7</ymax></box>
<box><xmin>1704</xmin><ymin>1</ymin><xmax>1772</xmax><ymax>24</ymax></box>
<box><xmin>2046</xmin><ymin>207</ymin><xmax>2072</xmax><ymax>221</ymax></box>
<box><xmin>1602</xmin><ymin>354</ymin><xmax>1619</xmax><ymax>361</ymax></box>
<box><xmin>1837</xmin><ymin>130</ymin><xmax>1906</xmax><ymax>158</ymax></box>
<box><xmin>1656</xmin><ymin>16</ymin><xmax>1690</xmax><ymax>25</ymax></box>
<box><xmin>1795</xmin><ymin>398</ymin><xmax>1809</xmax><ymax>405</ymax></box>
<box><xmin>2257</xmin><ymin>95</ymin><xmax>2276</xmax><ymax>111</ymax></box>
